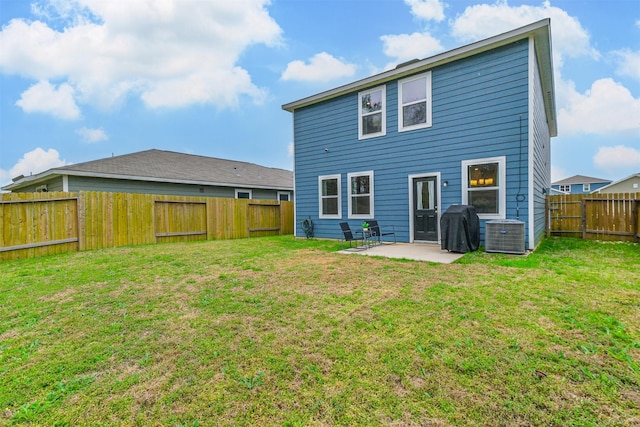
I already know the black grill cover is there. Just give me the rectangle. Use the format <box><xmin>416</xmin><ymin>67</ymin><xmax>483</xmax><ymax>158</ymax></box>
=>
<box><xmin>440</xmin><ymin>205</ymin><xmax>480</xmax><ymax>253</ymax></box>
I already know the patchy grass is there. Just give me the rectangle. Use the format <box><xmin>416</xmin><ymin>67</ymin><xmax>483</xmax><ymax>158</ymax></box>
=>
<box><xmin>1</xmin><ymin>236</ymin><xmax>638</xmax><ymax>426</ymax></box>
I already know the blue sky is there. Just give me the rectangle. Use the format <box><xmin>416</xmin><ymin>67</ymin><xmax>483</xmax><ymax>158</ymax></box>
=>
<box><xmin>1</xmin><ymin>0</ymin><xmax>638</xmax><ymax>189</ymax></box>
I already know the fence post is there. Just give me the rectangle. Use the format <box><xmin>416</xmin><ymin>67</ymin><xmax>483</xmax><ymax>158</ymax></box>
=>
<box><xmin>581</xmin><ymin>199</ymin><xmax>586</xmax><ymax>240</ymax></box>
<box><xmin>77</xmin><ymin>191</ymin><xmax>86</xmax><ymax>251</ymax></box>
<box><xmin>634</xmin><ymin>199</ymin><xmax>639</xmax><ymax>242</ymax></box>
<box><xmin>545</xmin><ymin>197</ymin><xmax>550</xmax><ymax>238</ymax></box>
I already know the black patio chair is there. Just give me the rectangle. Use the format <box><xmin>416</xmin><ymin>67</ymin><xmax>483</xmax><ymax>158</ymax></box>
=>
<box><xmin>339</xmin><ymin>222</ymin><xmax>365</xmax><ymax>250</ymax></box>
<box><xmin>368</xmin><ymin>220</ymin><xmax>396</xmax><ymax>245</ymax></box>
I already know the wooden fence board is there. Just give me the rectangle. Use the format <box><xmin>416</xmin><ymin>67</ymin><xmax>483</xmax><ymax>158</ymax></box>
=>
<box><xmin>547</xmin><ymin>193</ymin><xmax>639</xmax><ymax>242</ymax></box>
<box><xmin>1</xmin><ymin>191</ymin><xmax>294</xmax><ymax>261</ymax></box>
<box><xmin>0</xmin><ymin>192</ymin><xmax>80</xmax><ymax>260</ymax></box>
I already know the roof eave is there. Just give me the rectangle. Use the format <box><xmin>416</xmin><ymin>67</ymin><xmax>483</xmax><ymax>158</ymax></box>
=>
<box><xmin>282</xmin><ymin>19</ymin><xmax>557</xmax><ymax>136</ymax></box>
<box><xmin>3</xmin><ymin>169</ymin><xmax>293</xmax><ymax>192</ymax></box>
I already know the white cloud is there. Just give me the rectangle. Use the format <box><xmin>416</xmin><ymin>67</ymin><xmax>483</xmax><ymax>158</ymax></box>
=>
<box><xmin>405</xmin><ymin>0</ymin><xmax>446</xmax><ymax>22</ymax></box>
<box><xmin>613</xmin><ymin>49</ymin><xmax>640</xmax><ymax>81</ymax></box>
<box><xmin>9</xmin><ymin>148</ymin><xmax>67</xmax><ymax>179</ymax></box>
<box><xmin>550</xmin><ymin>165</ymin><xmax>567</xmax><ymax>183</ymax></box>
<box><xmin>450</xmin><ymin>0</ymin><xmax>599</xmax><ymax>68</ymax></box>
<box><xmin>77</xmin><ymin>127</ymin><xmax>108</xmax><ymax>143</ymax></box>
<box><xmin>593</xmin><ymin>145</ymin><xmax>640</xmax><ymax>173</ymax></box>
<box><xmin>558</xmin><ymin>78</ymin><xmax>640</xmax><ymax>135</ymax></box>
<box><xmin>281</xmin><ymin>52</ymin><xmax>356</xmax><ymax>82</ymax></box>
<box><xmin>15</xmin><ymin>81</ymin><xmax>80</xmax><ymax>120</ymax></box>
<box><xmin>381</xmin><ymin>32</ymin><xmax>444</xmax><ymax>67</ymax></box>
<box><xmin>0</xmin><ymin>0</ymin><xmax>282</xmax><ymax>114</ymax></box>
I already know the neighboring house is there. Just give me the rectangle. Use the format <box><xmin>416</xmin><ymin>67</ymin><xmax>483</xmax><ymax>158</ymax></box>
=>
<box><xmin>592</xmin><ymin>173</ymin><xmax>640</xmax><ymax>194</ymax></box>
<box><xmin>3</xmin><ymin>149</ymin><xmax>293</xmax><ymax>201</ymax></box>
<box><xmin>282</xmin><ymin>19</ymin><xmax>557</xmax><ymax>251</ymax></box>
<box><xmin>551</xmin><ymin>175</ymin><xmax>611</xmax><ymax>194</ymax></box>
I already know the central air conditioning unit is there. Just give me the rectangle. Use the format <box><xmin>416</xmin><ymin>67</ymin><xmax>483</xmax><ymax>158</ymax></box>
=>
<box><xmin>485</xmin><ymin>220</ymin><xmax>525</xmax><ymax>254</ymax></box>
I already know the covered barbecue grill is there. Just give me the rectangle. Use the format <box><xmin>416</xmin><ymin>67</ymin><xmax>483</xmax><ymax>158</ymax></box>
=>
<box><xmin>440</xmin><ymin>205</ymin><xmax>480</xmax><ymax>253</ymax></box>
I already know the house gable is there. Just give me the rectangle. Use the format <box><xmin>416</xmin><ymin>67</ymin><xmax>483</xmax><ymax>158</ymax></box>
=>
<box><xmin>285</xmin><ymin>20</ymin><xmax>556</xmax><ymax>250</ymax></box>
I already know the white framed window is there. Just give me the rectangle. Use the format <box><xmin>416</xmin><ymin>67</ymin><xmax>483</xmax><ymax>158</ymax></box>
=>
<box><xmin>398</xmin><ymin>72</ymin><xmax>432</xmax><ymax>132</ymax></box>
<box><xmin>582</xmin><ymin>183</ymin><xmax>590</xmax><ymax>192</ymax></box>
<box><xmin>358</xmin><ymin>86</ymin><xmax>386</xmax><ymax>139</ymax></box>
<box><xmin>347</xmin><ymin>171</ymin><xmax>374</xmax><ymax>219</ymax></box>
<box><xmin>462</xmin><ymin>157</ymin><xmax>506</xmax><ymax>219</ymax></box>
<box><xmin>277</xmin><ymin>191</ymin><xmax>291</xmax><ymax>202</ymax></box>
<box><xmin>559</xmin><ymin>184</ymin><xmax>570</xmax><ymax>193</ymax></box>
<box><xmin>235</xmin><ymin>189</ymin><xmax>252</xmax><ymax>199</ymax></box>
<box><xmin>319</xmin><ymin>174</ymin><xmax>341</xmax><ymax>218</ymax></box>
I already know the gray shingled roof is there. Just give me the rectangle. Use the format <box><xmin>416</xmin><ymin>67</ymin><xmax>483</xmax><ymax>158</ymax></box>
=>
<box><xmin>7</xmin><ymin>150</ymin><xmax>293</xmax><ymax>190</ymax></box>
<box><xmin>552</xmin><ymin>175</ymin><xmax>611</xmax><ymax>185</ymax></box>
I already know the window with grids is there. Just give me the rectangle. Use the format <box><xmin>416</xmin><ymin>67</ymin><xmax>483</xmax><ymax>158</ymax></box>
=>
<box><xmin>398</xmin><ymin>72</ymin><xmax>432</xmax><ymax>132</ymax></box>
<box><xmin>462</xmin><ymin>157</ymin><xmax>505</xmax><ymax>219</ymax></box>
<box><xmin>358</xmin><ymin>86</ymin><xmax>386</xmax><ymax>139</ymax></box>
<box><xmin>348</xmin><ymin>171</ymin><xmax>373</xmax><ymax>218</ymax></box>
<box><xmin>318</xmin><ymin>174</ymin><xmax>341</xmax><ymax>218</ymax></box>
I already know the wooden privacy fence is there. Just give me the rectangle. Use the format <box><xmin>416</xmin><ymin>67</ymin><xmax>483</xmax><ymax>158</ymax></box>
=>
<box><xmin>546</xmin><ymin>193</ymin><xmax>639</xmax><ymax>242</ymax></box>
<box><xmin>0</xmin><ymin>191</ymin><xmax>294</xmax><ymax>261</ymax></box>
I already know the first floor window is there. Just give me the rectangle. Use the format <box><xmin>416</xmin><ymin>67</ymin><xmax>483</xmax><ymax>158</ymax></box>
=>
<box><xmin>582</xmin><ymin>183</ymin><xmax>590</xmax><ymax>192</ymax></box>
<box><xmin>319</xmin><ymin>174</ymin><xmax>341</xmax><ymax>218</ymax></box>
<box><xmin>278</xmin><ymin>191</ymin><xmax>291</xmax><ymax>202</ymax></box>
<box><xmin>559</xmin><ymin>185</ymin><xmax>570</xmax><ymax>192</ymax></box>
<box><xmin>348</xmin><ymin>171</ymin><xmax>374</xmax><ymax>218</ymax></box>
<box><xmin>462</xmin><ymin>157</ymin><xmax>505</xmax><ymax>219</ymax></box>
<box><xmin>235</xmin><ymin>189</ymin><xmax>252</xmax><ymax>199</ymax></box>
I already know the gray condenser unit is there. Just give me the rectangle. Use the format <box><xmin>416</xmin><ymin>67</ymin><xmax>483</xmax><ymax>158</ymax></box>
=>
<box><xmin>485</xmin><ymin>220</ymin><xmax>525</xmax><ymax>254</ymax></box>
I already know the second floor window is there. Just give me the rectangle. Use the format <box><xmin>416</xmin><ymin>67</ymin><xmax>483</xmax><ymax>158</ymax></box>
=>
<box><xmin>399</xmin><ymin>72</ymin><xmax>432</xmax><ymax>132</ymax></box>
<box><xmin>358</xmin><ymin>86</ymin><xmax>386</xmax><ymax>139</ymax></box>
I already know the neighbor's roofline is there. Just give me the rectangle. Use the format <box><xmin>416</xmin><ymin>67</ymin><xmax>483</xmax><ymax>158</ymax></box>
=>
<box><xmin>591</xmin><ymin>173</ymin><xmax>640</xmax><ymax>193</ymax></box>
<box><xmin>1</xmin><ymin>169</ymin><xmax>293</xmax><ymax>192</ymax></box>
<box><xmin>282</xmin><ymin>19</ymin><xmax>556</xmax><ymax>136</ymax></box>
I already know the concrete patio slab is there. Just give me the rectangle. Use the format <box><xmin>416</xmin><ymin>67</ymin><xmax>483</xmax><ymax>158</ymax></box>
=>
<box><xmin>339</xmin><ymin>242</ymin><xmax>465</xmax><ymax>263</ymax></box>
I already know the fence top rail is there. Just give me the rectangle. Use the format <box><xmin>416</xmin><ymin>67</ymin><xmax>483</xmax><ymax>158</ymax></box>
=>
<box><xmin>0</xmin><ymin>196</ymin><xmax>78</xmax><ymax>204</ymax></box>
<box><xmin>154</xmin><ymin>199</ymin><xmax>207</xmax><ymax>204</ymax></box>
<box><xmin>581</xmin><ymin>198</ymin><xmax>639</xmax><ymax>202</ymax></box>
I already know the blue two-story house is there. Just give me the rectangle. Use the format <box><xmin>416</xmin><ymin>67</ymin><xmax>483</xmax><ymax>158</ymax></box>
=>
<box><xmin>551</xmin><ymin>175</ymin><xmax>612</xmax><ymax>194</ymax></box>
<box><xmin>282</xmin><ymin>19</ymin><xmax>557</xmax><ymax>251</ymax></box>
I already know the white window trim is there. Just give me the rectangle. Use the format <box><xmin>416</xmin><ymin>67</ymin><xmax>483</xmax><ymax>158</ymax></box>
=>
<box><xmin>347</xmin><ymin>170</ymin><xmax>374</xmax><ymax>219</ymax></box>
<box><xmin>582</xmin><ymin>183</ymin><xmax>590</xmax><ymax>192</ymax></box>
<box><xmin>462</xmin><ymin>156</ymin><xmax>506</xmax><ymax>220</ymax></box>
<box><xmin>318</xmin><ymin>174</ymin><xmax>342</xmax><ymax>219</ymax></box>
<box><xmin>398</xmin><ymin>71</ymin><xmax>432</xmax><ymax>132</ymax></box>
<box><xmin>358</xmin><ymin>85</ymin><xmax>386</xmax><ymax>140</ymax></box>
<box><xmin>235</xmin><ymin>189</ymin><xmax>252</xmax><ymax>199</ymax></box>
<box><xmin>559</xmin><ymin>184</ymin><xmax>570</xmax><ymax>193</ymax></box>
<box><xmin>277</xmin><ymin>191</ymin><xmax>291</xmax><ymax>202</ymax></box>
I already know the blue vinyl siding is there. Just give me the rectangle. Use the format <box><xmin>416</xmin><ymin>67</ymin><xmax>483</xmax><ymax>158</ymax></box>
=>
<box><xmin>551</xmin><ymin>182</ymin><xmax>611</xmax><ymax>194</ymax></box>
<box><xmin>294</xmin><ymin>39</ymin><xmax>536</xmax><ymax>245</ymax></box>
<box><xmin>531</xmin><ymin>49</ymin><xmax>551</xmax><ymax>249</ymax></box>
<box><xmin>66</xmin><ymin>176</ymin><xmax>282</xmax><ymax>200</ymax></box>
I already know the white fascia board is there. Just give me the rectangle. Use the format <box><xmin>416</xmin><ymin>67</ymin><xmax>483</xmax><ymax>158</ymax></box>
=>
<box><xmin>528</xmin><ymin>37</ymin><xmax>536</xmax><ymax>251</ymax></box>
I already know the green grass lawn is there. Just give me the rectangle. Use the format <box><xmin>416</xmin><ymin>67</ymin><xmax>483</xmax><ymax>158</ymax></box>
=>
<box><xmin>1</xmin><ymin>236</ymin><xmax>639</xmax><ymax>426</ymax></box>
